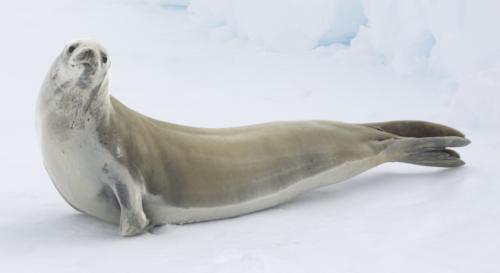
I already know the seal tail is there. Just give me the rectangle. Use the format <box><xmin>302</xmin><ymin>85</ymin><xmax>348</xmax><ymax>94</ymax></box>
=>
<box><xmin>363</xmin><ymin>121</ymin><xmax>471</xmax><ymax>167</ymax></box>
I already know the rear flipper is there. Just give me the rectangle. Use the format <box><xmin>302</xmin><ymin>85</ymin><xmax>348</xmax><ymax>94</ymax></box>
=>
<box><xmin>363</xmin><ymin>121</ymin><xmax>471</xmax><ymax>168</ymax></box>
<box><xmin>387</xmin><ymin>136</ymin><xmax>471</xmax><ymax>167</ymax></box>
<box><xmin>365</xmin><ymin>120</ymin><xmax>465</xmax><ymax>138</ymax></box>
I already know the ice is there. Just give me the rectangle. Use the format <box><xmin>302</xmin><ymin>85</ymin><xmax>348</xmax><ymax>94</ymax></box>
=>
<box><xmin>351</xmin><ymin>0</ymin><xmax>500</xmax><ymax>79</ymax></box>
<box><xmin>189</xmin><ymin>0</ymin><xmax>366</xmax><ymax>51</ymax></box>
<box><xmin>188</xmin><ymin>0</ymin><xmax>500</xmax><ymax>79</ymax></box>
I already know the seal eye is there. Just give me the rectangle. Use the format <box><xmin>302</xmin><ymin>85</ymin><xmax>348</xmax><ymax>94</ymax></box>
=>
<box><xmin>68</xmin><ymin>45</ymin><xmax>77</xmax><ymax>54</ymax></box>
<box><xmin>101</xmin><ymin>53</ymin><xmax>108</xmax><ymax>64</ymax></box>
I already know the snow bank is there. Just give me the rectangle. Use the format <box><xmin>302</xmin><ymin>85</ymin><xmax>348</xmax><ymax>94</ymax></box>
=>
<box><xmin>358</xmin><ymin>0</ymin><xmax>500</xmax><ymax>78</ymax></box>
<box><xmin>188</xmin><ymin>0</ymin><xmax>366</xmax><ymax>51</ymax></box>
<box><xmin>183</xmin><ymin>0</ymin><xmax>500</xmax><ymax>79</ymax></box>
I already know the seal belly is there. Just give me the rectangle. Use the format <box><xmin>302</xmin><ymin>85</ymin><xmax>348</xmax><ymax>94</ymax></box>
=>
<box><xmin>144</xmin><ymin>155</ymin><xmax>383</xmax><ymax>224</ymax></box>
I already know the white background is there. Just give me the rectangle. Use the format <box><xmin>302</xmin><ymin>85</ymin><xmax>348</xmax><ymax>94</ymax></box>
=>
<box><xmin>0</xmin><ymin>1</ymin><xmax>499</xmax><ymax>272</ymax></box>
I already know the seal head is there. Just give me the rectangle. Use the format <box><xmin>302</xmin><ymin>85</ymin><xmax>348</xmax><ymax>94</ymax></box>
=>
<box><xmin>38</xmin><ymin>39</ymin><xmax>112</xmax><ymax>132</ymax></box>
<box><xmin>54</xmin><ymin>39</ymin><xmax>109</xmax><ymax>88</ymax></box>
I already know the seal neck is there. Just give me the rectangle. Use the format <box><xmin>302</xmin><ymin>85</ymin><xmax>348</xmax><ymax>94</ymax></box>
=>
<box><xmin>37</xmin><ymin>73</ymin><xmax>112</xmax><ymax>132</ymax></box>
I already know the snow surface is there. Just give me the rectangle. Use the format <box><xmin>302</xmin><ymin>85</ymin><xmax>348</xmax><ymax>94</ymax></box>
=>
<box><xmin>0</xmin><ymin>0</ymin><xmax>499</xmax><ymax>272</ymax></box>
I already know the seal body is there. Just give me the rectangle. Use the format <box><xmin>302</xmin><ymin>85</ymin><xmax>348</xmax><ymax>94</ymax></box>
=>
<box><xmin>37</xmin><ymin>39</ymin><xmax>470</xmax><ymax>236</ymax></box>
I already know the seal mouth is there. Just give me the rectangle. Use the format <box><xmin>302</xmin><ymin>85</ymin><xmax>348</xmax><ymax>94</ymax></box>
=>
<box><xmin>80</xmin><ymin>62</ymin><xmax>95</xmax><ymax>71</ymax></box>
<box><xmin>70</xmin><ymin>62</ymin><xmax>98</xmax><ymax>78</ymax></box>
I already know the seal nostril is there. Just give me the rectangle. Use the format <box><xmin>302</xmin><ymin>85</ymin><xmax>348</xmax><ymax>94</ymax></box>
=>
<box><xmin>78</xmin><ymin>49</ymin><xmax>95</xmax><ymax>61</ymax></box>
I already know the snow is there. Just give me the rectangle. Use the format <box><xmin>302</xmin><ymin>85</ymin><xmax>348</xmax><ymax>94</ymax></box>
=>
<box><xmin>1</xmin><ymin>0</ymin><xmax>499</xmax><ymax>272</ymax></box>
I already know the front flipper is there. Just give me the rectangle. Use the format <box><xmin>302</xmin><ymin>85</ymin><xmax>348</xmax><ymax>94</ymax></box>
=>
<box><xmin>104</xmin><ymin>172</ymin><xmax>150</xmax><ymax>236</ymax></box>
